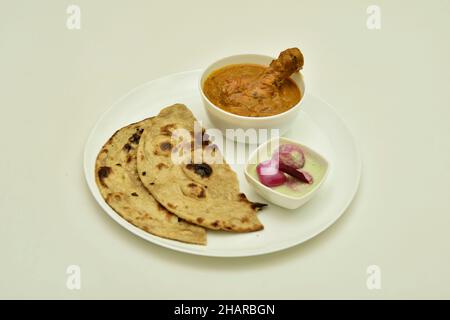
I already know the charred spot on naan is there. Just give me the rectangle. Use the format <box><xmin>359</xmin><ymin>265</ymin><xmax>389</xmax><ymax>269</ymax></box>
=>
<box><xmin>153</xmin><ymin>139</ymin><xmax>174</xmax><ymax>156</ymax></box>
<box><xmin>156</xmin><ymin>163</ymin><xmax>168</xmax><ymax>170</ymax></box>
<box><xmin>160</xmin><ymin>123</ymin><xmax>177</xmax><ymax>136</ymax></box>
<box><xmin>202</xmin><ymin>132</ymin><xmax>211</xmax><ymax>147</ymax></box>
<box><xmin>120</xmin><ymin>128</ymin><xmax>144</xmax><ymax>154</ymax></box>
<box><xmin>160</xmin><ymin>142</ymin><xmax>172</xmax><ymax>151</ymax></box>
<box><xmin>192</xmin><ymin>128</ymin><xmax>211</xmax><ymax>147</ymax></box>
<box><xmin>211</xmin><ymin>220</ymin><xmax>220</xmax><ymax>228</ymax></box>
<box><xmin>125</xmin><ymin>127</ymin><xmax>144</xmax><ymax>150</ymax></box>
<box><xmin>239</xmin><ymin>193</ymin><xmax>267</xmax><ymax>211</ymax></box>
<box><xmin>251</xmin><ymin>202</ymin><xmax>268</xmax><ymax>211</ymax></box>
<box><xmin>123</xmin><ymin>143</ymin><xmax>133</xmax><ymax>152</ymax></box>
<box><xmin>128</xmin><ymin>133</ymin><xmax>141</xmax><ymax>144</ymax></box>
<box><xmin>182</xmin><ymin>183</ymin><xmax>206</xmax><ymax>199</ymax></box>
<box><xmin>185</xmin><ymin>163</ymin><xmax>212</xmax><ymax>178</ymax></box>
<box><xmin>98</xmin><ymin>166</ymin><xmax>112</xmax><ymax>187</ymax></box>
<box><xmin>105</xmin><ymin>192</ymin><xmax>124</xmax><ymax>203</ymax></box>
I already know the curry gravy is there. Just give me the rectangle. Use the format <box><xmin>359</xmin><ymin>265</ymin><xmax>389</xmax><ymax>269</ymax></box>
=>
<box><xmin>203</xmin><ymin>64</ymin><xmax>301</xmax><ymax>117</ymax></box>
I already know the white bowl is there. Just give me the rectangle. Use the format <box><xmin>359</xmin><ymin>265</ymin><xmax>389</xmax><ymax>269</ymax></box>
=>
<box><xmin>244</xmin><ymin>137</ymin><xmax>329</xmax><ymax>210</ymax></box>
<box><xmin>199</xmin><ymin>54</ymin><xmax>305</xmax><ymax>140</ymax></box>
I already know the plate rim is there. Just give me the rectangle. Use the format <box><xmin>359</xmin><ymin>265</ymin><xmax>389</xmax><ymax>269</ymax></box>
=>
<box><xmin>83</xmin><ymin>69</ymin><xmax>362</xmax><ymax>257</ymax></box>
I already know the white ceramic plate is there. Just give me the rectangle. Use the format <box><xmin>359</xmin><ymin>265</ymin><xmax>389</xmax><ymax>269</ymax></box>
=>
<box><xmin>84</xmin><ymin>70</ymin><xmax>361</xmax><ymax>257</ymax></box>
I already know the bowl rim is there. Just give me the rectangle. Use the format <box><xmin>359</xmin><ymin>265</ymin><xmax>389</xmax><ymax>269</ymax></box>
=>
<box><xmin>199</xmin><ymin>53</ymin><xmax>305</xmax><ymax>121</ymax></box>
<box><xmin>244</xmin><ymin>136</ymin><xmax>330</xmax><ymax>202</ymax></box>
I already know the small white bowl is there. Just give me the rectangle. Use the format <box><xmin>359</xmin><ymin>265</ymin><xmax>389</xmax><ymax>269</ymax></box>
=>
<box><xmin>199</xmin><ymin>54</ymin><xmax>305</xmax><ymax>139</ymax></box>
<box><xmin>244</xmin><ymin>137</ymin><xmax>329</xmax><ymax>210</ymax></box>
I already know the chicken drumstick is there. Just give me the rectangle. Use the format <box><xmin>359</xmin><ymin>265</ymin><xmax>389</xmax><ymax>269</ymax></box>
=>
<box><xmin>221</xmin><ymin>48</ymin><xmax>304</xmax><ymax>114</ymax></box>
<box><xmin>249</xmin><ymin>47</ymin><xmax>304</xmax><ymax>98</ymax></box>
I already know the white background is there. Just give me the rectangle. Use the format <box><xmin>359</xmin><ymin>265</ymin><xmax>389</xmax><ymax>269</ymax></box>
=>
<box><xmin>0</xmin><ymin>0</ymin><xmax>449</xmax><ymax>299</ymax></box>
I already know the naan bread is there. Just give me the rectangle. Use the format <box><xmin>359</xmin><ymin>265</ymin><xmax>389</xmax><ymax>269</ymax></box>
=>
<box><xmin>95</xmin><ymin>118</ymin><xmax>206</xmax><ymax>245</ymax></box>
<box><xmin>136</xmin><ymin>104</ymin><xmax>266</xmax><ymax>232</ymax></box>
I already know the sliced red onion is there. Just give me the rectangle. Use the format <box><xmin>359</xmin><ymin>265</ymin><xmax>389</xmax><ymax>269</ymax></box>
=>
<box><xmin>272</xmin><ymin>144</ymin><xmax>305</xmax><ymax>169</ymax></box>
<box><xmin>279</xmin><ymin>163</ymin><xmax>314</xmax><ymax>184</ymax></box>
<box><xmin>256</xmin><ymin>160</ymin><xmax>286</xmax><ymax>187</ymax></box>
